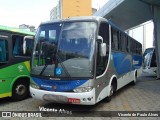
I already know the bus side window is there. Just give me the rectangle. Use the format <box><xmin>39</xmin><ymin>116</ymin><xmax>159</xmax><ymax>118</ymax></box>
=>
<box><xmin>111</xmin><ymin>28</ymin><xmax>119</xmax><ymax>50</ymax></box>
<box><xmin>118</xmin><ymin>33</ymin><xmax>122</xmax><ymax>50</ymax></box>
<box><xmin>0</xmin><ymin>39</ymin><xmax>8</xmax><ymax>64</ymax></box>
<box><xmin>24</xmin><ymin>38</ymin><xmax>34</xmax><ymax>56</ymax></box>
<box><xmin>12</xmin><ymin>35</ymin><xmax>23</xmax><ymax>56</ymax></box>
<box><xmin>120</xmin><ymin>33</ymin><xmax>126</xmax><ymax>52</ymax></box>
<box><xmin>136</xmin><ymin>42</ymin><xmax>138</xmax><ymax>54</ymax></box>
<box><xmin>139</xmin><ymin>43</ymin><xmax>142</xmax><ymax>54</ymax></box>
<box><xmin>13</xmin><ymin>35</ymin><xmax>33</xmax><ymax>57</ymax></box>
<box><xmin>130</xmin><ymin>39</ymin><xmax>134</xmax><ymax>53</ymax></box>
<box><xmin>96</xmin><ymin>22</ymin><xmax>109</xmax><ymax>76</ymax></box>
<box><xmin>134</xmin><ymin>40</ymin><xmax>137</xmax><ymax>54</ymax></box>
<box><xmin>127</xmin><ymin>37</ymin><xmax>131</xmax><ymax>53</ymax></box>
<box><xmin>124</xmin><ymin>35</ymin><xmax>128</xmax><ymax>52</ymax></box>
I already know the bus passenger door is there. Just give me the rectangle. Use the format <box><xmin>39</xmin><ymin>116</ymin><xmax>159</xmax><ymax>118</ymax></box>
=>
<box><xmin>96</xmin><ymin>22</ymin><xmax>109</xmax><ymax>76</ymax></box>
<box><xmin>95</xmin><ymin>22</ymin><xmax>110</xmax><ymax>102</ymax></box>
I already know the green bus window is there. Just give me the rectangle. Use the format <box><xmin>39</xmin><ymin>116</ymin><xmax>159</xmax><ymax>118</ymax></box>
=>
<box><xmin>13</xmin><ymin>37</ymin><xmax>20</xmax><ymax>56</ymax></box>
<box><xmin>12</xmin><ymin>35</ymin><xmax>23</xmax><ymax>56</ymax></box>
<box><xmin>25</xmin><ymin>38</ymin><xmax>34</xmax><ymax>56</ymax></box>
<box><xmin>12</xmin><ymin>35</ymin><xmax>33</xmax><ymax>57</ymax></box>
<box><xmin>0</xmin><ymin>39</ymin><xmax>8</xmax><ymax>63</ymax></box>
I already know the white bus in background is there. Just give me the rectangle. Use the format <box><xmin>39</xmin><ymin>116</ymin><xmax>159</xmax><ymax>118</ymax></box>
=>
<box><xmin>143</xmin><ymin>47</ymin><xmax>157</xmax><ymax>76</ymax></box>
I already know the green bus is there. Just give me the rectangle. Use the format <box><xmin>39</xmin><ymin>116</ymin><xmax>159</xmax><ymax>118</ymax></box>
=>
<box><xmin>0</xmin><ymin>25</ymin><xmax>35</xmax><ymax>101</ymax></box>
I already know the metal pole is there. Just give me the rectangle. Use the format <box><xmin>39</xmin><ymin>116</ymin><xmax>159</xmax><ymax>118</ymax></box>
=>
<box><xmin>152</xmin><ymin>5</ymin><xmax>160</xmax><ymax>79</ymax></box>
<box><xmin>143</xmin><ymin>24</ymin><xmax>146</xmax><ymax>53</ymax></box>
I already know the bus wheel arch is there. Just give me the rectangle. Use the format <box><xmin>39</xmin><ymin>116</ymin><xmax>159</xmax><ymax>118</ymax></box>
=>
<box><xmin>106</xmin><ymin>76</ymin><xmax>117</xmax><ymax>102</ymax></box>
<box><xmin>11</xmin><ymin>77</ymin><xmax>30</xmax><ymax>101</ymax></box>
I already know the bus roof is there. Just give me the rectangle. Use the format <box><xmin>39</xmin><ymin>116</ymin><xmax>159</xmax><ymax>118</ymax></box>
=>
<box><xmin>39</xmin><ymin>16</ymin><xmax>141</xmax><ymax>45</ymax></box>
<box><xmin>0</xmin><ymin>25</ymin><xmax>35</xmax><ymax>36</ymax></box>
<box><xmin>40</xmin><ymin>16</ymin><xmax>107</xmax><ymax>25</ymax></box>
<box><xmin>39</xmin><ymin>16</ymin><xmax>127</xmax><ymax>34</ymax></box>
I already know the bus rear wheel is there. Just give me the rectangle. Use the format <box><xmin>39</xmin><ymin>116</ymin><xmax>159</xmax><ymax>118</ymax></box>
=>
<box><xmin>131</xmin><ymin>71</ymin><xmax>137</xmax><ymax>85</ymax></box>
<box><xmin>11</xmin><ymin>80</ymin><xmax>29</xmax><ymax>101</ymax></box>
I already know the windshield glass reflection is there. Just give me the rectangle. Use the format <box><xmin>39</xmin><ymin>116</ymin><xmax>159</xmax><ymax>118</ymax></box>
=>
<box><xmin>31</xmin><ymin>22</ymin><xmax>96</xmax><ymax>79</ymax></box>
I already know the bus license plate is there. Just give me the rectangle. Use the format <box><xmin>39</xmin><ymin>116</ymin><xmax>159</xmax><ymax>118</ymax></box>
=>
<box><xmin>68</xmin><ymin>98</ymin><xmax>80</xmax><ymax>103</ymax></box>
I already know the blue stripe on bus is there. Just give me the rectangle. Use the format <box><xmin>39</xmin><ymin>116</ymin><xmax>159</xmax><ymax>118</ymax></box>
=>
<box><xmin>32</xmin><ymin>77</ymin><xmax>88</xmax><ymax>92</ymax></box>
<box><xmin>132</xmin><ymin>55</ymin><xmax>142</xmax><ymax>70</ymax></box>
<box><xmin>112</xmin><ymin>52</ymin><xmax>132</xmax><ymax>75</ymax></box>
<box><xmin>112</xmin><ymin>52</ymin><xmax>142</xmax><ymax>75</ymax></box>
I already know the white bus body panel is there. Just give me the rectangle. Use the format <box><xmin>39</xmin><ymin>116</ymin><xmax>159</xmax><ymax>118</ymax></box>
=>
<box><xmin>30</xmin><ymin>86</ymin><xmax>96</xmax><ymax>105</ymax></box>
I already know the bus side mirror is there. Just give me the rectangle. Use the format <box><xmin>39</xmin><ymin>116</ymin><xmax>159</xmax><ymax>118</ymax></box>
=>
<box><xmin>97</xmin><ymin>35</ymin><xmax>106</xmax><ymax>57</ymax></box>
<box><xmin>23</xmin><ymin>36</ymin><xmax>34</xmax><ymax>55</ymax></box>
<box><xmin>100</xmin><ymin>43</ymin><xmax>106</xmax><ymax>56</ymax></box>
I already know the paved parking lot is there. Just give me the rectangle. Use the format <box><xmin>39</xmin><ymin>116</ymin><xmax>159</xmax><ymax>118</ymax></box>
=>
<box><xmin>0</xmin><ymin>73</ymin><xmax>160</xmax><ymax>119</ymax></box>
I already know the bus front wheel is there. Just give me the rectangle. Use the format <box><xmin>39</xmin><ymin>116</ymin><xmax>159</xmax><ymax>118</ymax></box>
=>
<box><xmin>11</xmin><ymin>80</ymin><xmax>29</xmax><ymax>101</ymax></box>
<box><xmin>105</xmin><ymin>80</ymin><xmax>116</xmax><ymax>102</ymax></box>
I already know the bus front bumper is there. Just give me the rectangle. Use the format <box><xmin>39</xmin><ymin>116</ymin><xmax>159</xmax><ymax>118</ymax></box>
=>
<box><xmin>30</xmin><ymin>86</ymin><xmax>96</xmax><ymax>105</ymax></box>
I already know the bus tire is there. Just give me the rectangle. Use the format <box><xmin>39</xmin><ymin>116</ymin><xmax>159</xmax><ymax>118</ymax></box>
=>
<box><xmin>131</xmin><ymin>71</ymin><xmax>137</xmax><ymax>85</ymax></box>
<box><xmin>105</xmin><ymin>79</ymin><xmax>117</xmax><ymax>102</ymax></box>
<box><xmin>11</xmin><ymin>80</ymin><xmax>29</xmax><ymax>101</ymax></box>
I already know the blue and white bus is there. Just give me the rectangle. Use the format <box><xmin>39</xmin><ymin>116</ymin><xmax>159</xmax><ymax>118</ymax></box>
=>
<box><xmin>30</xmin><ymin>16</ymin><xmax>142</xmax><ymax>105</ymax></box>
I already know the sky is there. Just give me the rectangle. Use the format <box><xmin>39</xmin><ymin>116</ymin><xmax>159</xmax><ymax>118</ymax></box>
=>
<box><xmin>0</xmin><ymin>0</ymin><xmax>107</xmax><ymax>28</ymax></box>
<box><xmin>0</xmin><ymin>0</ymin><xmax>153</xmax><ymax>48</ymax></box>
<box><xmin>0</xmin><ymin>0</ymin><xmax>59</xmax><ymax>28</ymax></box>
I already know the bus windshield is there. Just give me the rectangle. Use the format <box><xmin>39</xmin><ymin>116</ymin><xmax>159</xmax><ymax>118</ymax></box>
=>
<box><xmin>31</xmin><ymin>21</ymin><xmax>97</xmax><ymax>78</ymax></box>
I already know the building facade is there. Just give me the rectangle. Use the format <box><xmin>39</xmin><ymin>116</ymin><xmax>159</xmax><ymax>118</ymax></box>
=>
<box><xmin>50</xmin><ymin>0</ymin><xmax>92</xmax><ymax>20</ymax></box>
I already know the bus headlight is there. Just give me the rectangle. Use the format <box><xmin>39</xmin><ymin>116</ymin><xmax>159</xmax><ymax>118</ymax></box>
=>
<box><xmin>73</xmin><ymin>87</ymin><xmax>93</xmax><ymax>93</ymax></box>
<box><xmin>30</xmin><ymin>83</ymin><xmax>40</xmax><ymax>89</ymax></box>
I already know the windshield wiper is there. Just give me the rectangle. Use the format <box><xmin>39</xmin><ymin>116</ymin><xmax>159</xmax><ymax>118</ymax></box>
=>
<box><xmin>56</xmin><ymin>54</ymin><xmax>72</xmax><ymax>79</ymax></box>
<box><xmin>38</xmin><ymin>53</ymin><xmax>72</xmax><ymax>80</ymax></box>
<box><xmin>39</xmin><ymin>54</ymin><xmax>72</xmax><ymax>79</ymax></box>
<box><xmin>39</xmin><ymin>64</ymin><xmax>48</xmax><ymax>76</ymax></box>
<box><xmin>39</xmin><ymin>57</ymin><xmax>53</xmax><ymax>76</ymax></box>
